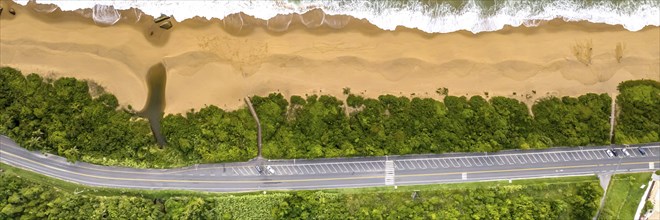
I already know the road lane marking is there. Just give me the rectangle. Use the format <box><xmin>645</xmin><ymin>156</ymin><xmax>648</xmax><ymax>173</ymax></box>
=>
<box><xmin>493</xmin><ymin>157</ymin><xmax>505</xmax><ymax>165</ymax></box>
<box><xmin>439</xmin><ymin>159</ymin><xmax>450</xmax><ymax>168</ymax></box>
<box><xmin>281</xmin><ymin>166</ymin><xmax>292</xmax><ymax>175</ymax></box>
<box><xmin>571</xmin><ymin>152</ymin><xmax>580</xmax><ymax>160</ymax></box>
<box><xmin>2</xmin><ymin>151</ymin><xmax>658</xmax><ymax>184</ymax></box>
<box><xmin>349</xmin><ymin>164</ymin><xmax>360</xmax><ymax>172</ymax></box>
<box><xmin>416</xmin><ymin>160</ymin><xmax>428</xmax><ymax>169</ymax></box>
<box><xmin>293</xmin><ymin>166</ymin><xmax>304</xmax><ymax>175</ymax></box>
<box><xmin>593</xmin><ymin>151</ymin><xmax>604</xmax><ymax>159</ymax></box>
<box><xmin>471</xmin><ymin>158</ymin><xmax>483</xmax><ymax>166</ymax></box>
<box><xmin>336</xmin><ymin>164</ymin><xmax>348</xmax><ymax>173</ymax></box>
<box><xmin>527</xmin><ymin>155</ymin><xmax>537</xmax><ymax>163</ymax></box>
<box><xmin>395</xmin><ymin>161</ymin><xmax>406</xmax><ymax>170</ymax></box>
<box><xmin>549</xmin><ymin>153</ymin><xmax>560</xmax><ymax>162</ymax></box>
<box><xmin>460</xmin><ymin>158</ymin><xmax>471</xmax><ymax>167</ymax></box>
<box><xmin>368</xmin><ymin>162</ymin><xmax>379</xmax><ymax>171</ymax></box>
<box><xmin>303</xmin><ymin>165</ymin><xmax>314</xmax><ymax>174</ymax></box>
<box><xmin>429</xmin><ymin>159</ymin><xmax>439</xmax><ymax>168</ymax></box>
<box><xmin>536</xmin><ymin>154</ymin><xmax>547</xmax><ymax>163</ymax></box>
<box><xmin>286</xmin><ymin>166</ymin><xmax>296</xmax><ymax>175</ymax></box>
<box><xmin>371</xmin><ymin>162</ymin><xmax>383</xmax><ymax>170</ymax></box>
<box><xmin>483</xmin><ymin>157</ymin><xmax>494</xmax><ymax>166</ymax></box>
<box><xmin>353</xmin><ymin>163</ymin><xmax>364</xmax><ymax>171</ymax></box>
<box><xmin>314</xmin><ymin>165</ymin><xmax>326</xmax><ymax>174</ymax></box>
<box><xmin>393</xmin><ymin>163</ymin><xmax>404</xmax><ymax>171</ymax></box>
<box><xmin>356</xmin><ymin>163</ymin><xmax>367</xmax><ymax>172</ymax></box>
<box><xmin>270</xmin><ymin>166</ymin><xmax>282</xmax><ymax>175</ymax></box>
<box><xmin>449</xmin><ymin>158</ymin><xmax>461</xmax><ymax>167</ymax></box>
<box><xmin>477</xmin><ymin>157</ymin><xmax>493</xmax><ymax>166</ymax></box>
<box><xmin>247</xmin><ymin>167</ymin><xmax>258</xmax><ymax>175</ymax></box>
<box><xmin>365</xmin><ymin>162</ymin><xmax>375</xmax><ymax>171</ymax></box>
<box><xmin>505</xmin><ymin>156</ymin><xmax>516</xmax><ymax>165</ymax></box>
<box><xmin>327</xmin><ymin>164</ymin><xmax>338</xmax><ymax>173</ymax></box>
<box><xmin>348</xmin><ymin>163</ymin><xmax>358</xmax><ymax>172</ymax></box>
<box><xmin>405</xmin><ymin>161</ymin><xmax>416</xmax><ymax>169</ymax></box>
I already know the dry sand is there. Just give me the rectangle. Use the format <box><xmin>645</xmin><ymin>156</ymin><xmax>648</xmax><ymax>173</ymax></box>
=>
<box><xmin>1</xmin><ymin>1</ymin><xmax>659</xmax><ymax>114</ymax></box>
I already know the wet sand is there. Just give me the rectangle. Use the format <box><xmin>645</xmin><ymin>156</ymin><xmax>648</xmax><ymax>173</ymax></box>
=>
<box><xmin>1</xmin><ymin>1</ymin><xmax>658</xmax><ymax>114</ymax></box>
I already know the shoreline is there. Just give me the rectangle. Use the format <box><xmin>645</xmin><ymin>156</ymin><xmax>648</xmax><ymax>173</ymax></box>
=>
<box><xmin>9</xmin><ymin>0</ymin><xmax>660</xmax><ymax>33</ymax></box>
<box><xmin>1</xmin><ymin>1</ymin><xmax>658</xmax><ymax>114</ymax></box>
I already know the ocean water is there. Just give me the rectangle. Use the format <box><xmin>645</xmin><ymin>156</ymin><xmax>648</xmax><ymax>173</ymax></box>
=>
<box><xmin>14</xmin><ymin>0</ymin><xmax>660</xmax><ymax>33</ymax></box>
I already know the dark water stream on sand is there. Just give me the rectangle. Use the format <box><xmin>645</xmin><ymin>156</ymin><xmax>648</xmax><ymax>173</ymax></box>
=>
<box><xmin>139</xmin><ymin>63</ymin><xmax>167</xmax><ymax>146</ymax></box>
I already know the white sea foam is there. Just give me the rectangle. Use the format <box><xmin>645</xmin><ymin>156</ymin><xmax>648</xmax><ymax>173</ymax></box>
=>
<box><xmin>17</xmin><ymin>0</ymin><xmax>660</xmax><ymax>33</ymax></box>
<box><xmin>92</xmin><ymin>4</ymin><xmax>120</xmax><ymax>25</ymax></box>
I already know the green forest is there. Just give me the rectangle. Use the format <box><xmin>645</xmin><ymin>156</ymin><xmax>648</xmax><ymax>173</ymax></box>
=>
<box><xmin>0</xmin><ymin>165</ymin><xmax>603</xmax><ymax>220</ymax></box>
<box><xmin>1</xmin><ymin>67</ymin><xmax>658</xmax><ymax>168</ymax></box>
<box><xmin>614</xmin><ymin>80</ymin><xmax>660</xmax><ymax>144</ymax></box>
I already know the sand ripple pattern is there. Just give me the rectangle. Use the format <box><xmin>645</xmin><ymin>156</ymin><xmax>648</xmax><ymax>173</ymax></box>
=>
<box><xmin>197</xmin><ymin>36</ymin><xmax>268</xmax><ymax>77</ymax></box>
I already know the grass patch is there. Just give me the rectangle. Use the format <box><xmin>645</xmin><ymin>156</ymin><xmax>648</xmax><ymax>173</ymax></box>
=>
<box><xmin>323</xmin><ymin>175</ymin><xmax>599</xmax><ymax>194</ymax></box>
<box><xmin>599</xmin><ymin>172</ymin><xmax>653</xmax><ymax>220</ymax></box>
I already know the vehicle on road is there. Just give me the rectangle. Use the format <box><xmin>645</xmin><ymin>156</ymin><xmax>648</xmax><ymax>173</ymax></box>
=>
<box><xmin>611</xmin><ymin>149</ymin><xmax>619</xmax><ymax>157</ymax></box>
<box><xmin>622</xmin><ymin>148</ymin><xmax>631</xmax><ymax>157</ymax></box>
<box><xmin>638</xmin><ymin>147</ymin><xmax>647</xmax><ymax>156</ymax></box>
<box><xmin>255</xmin><ymin>165</ymin><xmax>263</xmax><ymax>174</ymax></box>
<box><xmin>266</xmin><ymin>165</ymin><xmax>275</xmax><ymax>174</ymax></box>
<box><xmin>605</xmin><ymin>149</ymin><xmax>615</xmax><ymax>158</ymax></box>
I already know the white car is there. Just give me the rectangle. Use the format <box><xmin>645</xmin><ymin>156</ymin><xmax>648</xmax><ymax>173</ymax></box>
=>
<box><xmin>266</xmin><ymin>165</ymin><xmax>275</xmax><ymax>174</ymax></box>
<box><xmin>605</xmin><ymin>149</ymin><xmax>614</xmax><ymax>158</ymax></box>
<box><xmin>622</xmin><ymin>148</ymin><xmax>631</xmax><ymax>157</ymax></box>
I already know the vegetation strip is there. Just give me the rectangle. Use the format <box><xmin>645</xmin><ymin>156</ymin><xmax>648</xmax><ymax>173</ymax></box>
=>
<box><xmin>598</xmin><ymin>172</ymin><xmax>653</xmax><ymax>220</ymax></box>
<box><xmin>3</xmin><ymin>67</ymin><xmax>657</xmax><ymax>169</ymax></box>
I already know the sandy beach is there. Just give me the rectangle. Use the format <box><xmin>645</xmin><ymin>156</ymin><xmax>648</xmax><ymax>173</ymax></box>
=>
<box><xmin>1</xmin><ymin>1</ymin><xmax>658</xmax><ymax>114</ymax></box>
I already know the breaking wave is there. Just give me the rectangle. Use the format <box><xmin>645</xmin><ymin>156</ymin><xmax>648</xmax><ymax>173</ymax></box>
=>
<box><xmin>15</xmin><ymin>0</ymin><xmax>660</xmax><ymax>33</ymax></box>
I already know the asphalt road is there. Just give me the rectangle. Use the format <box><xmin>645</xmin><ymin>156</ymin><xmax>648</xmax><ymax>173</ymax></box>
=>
<box><xmin>1</xmin><ymin>136</ymin><xmax>659</xmax><ymax>192</ymax></box>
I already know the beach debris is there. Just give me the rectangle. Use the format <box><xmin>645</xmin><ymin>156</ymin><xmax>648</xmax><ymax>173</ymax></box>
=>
<box><xmin>9</xmin><ymin>8</ymin><xmax>16</xmax><ymax>16</ymax></box>
<box><xmin>154</xmin><ymin>14</ymin><xmax>170</xmax><ymax>23</ymax></box>
<box><xmin>0</xmin><ymin>7</ymin><xmax>3</xmax><ymax>15</ymax></box>
<box><xmin>159</xmin><ymin>21</ymin><xmax>173</xmax><ymax>30</ymax></box>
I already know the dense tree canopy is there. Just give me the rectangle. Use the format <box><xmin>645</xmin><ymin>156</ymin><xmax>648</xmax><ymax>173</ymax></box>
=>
<box><xmin>615</xmin><ymin>80</ymin><xmax>660</xmax><ymax>144</ymax></box>
<box><xmin>1</xmin><ymin>67</ymin><xmax>655</xmax><ymax>168</ymax></box>
<box><xmin>0</xmin><ymin>67</ymin><xmax>163</xmax><ymax>167</ymax></box>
